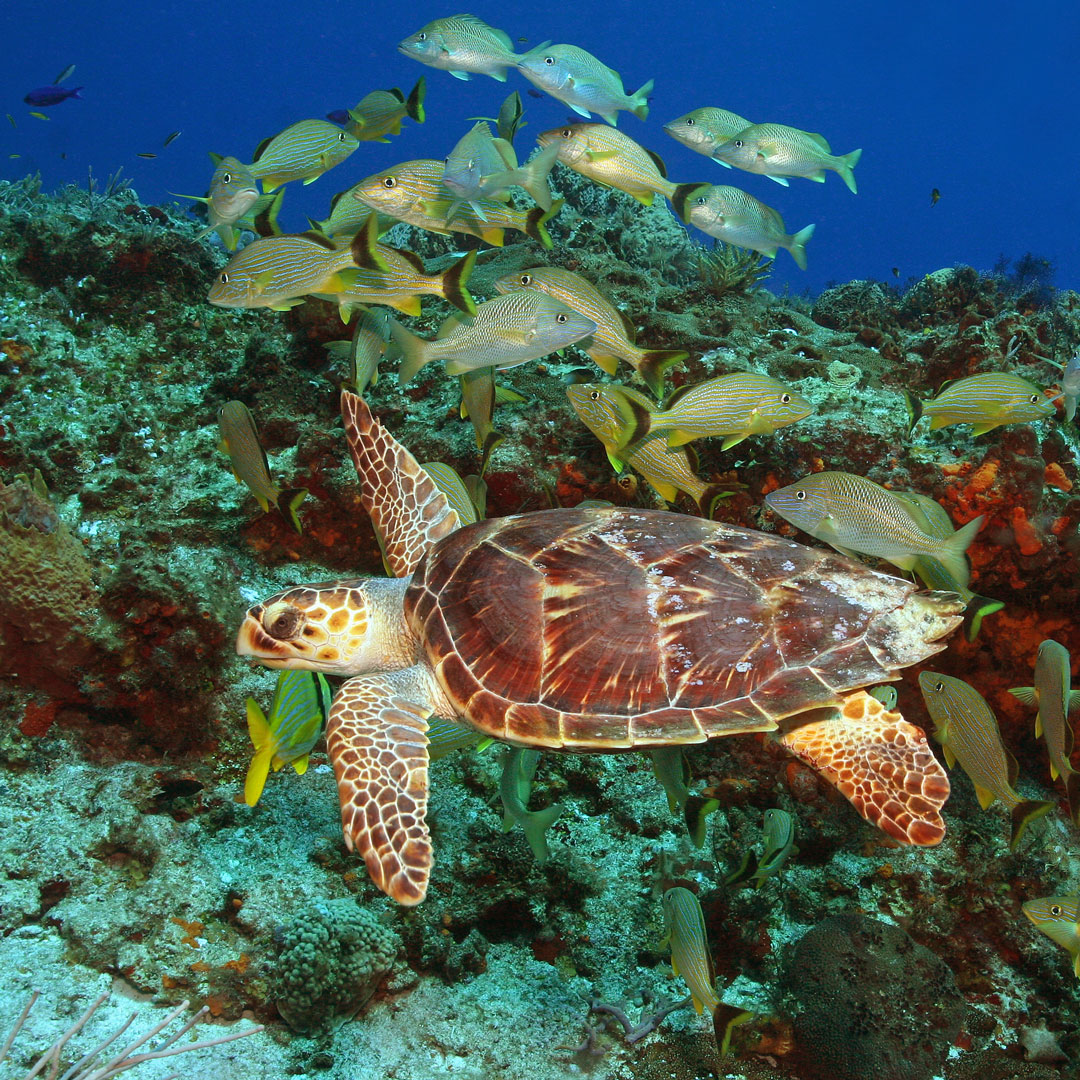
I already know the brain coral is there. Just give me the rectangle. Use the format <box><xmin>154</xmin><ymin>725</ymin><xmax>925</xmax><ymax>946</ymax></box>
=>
<box><xmin>273</xmin><ymin>898</ymin><xmax>399</xmax><ymax>1034</ymax></box>
<box><xmin>785</xmin><ymin>913</ymin><xmax>965</xmax><ymax>1080</ymax></box>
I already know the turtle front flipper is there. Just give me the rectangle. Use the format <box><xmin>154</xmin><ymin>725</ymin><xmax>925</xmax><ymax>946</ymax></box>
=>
<box><xmin>341</xmin><ymin>389</ymin><xmax>461</xmax><ymax>576</ymax></box>
<box><xmin>327</xmin><ymin>669</ymin><xmax>435</xmax><ymax>905</ymax></box>
<box><xmin>777</xmin><ymin>690</ymin><xmax>950</xmax><ymax>846</ymax></box>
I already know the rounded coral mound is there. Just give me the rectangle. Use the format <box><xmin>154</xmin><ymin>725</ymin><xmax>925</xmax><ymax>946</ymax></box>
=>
<box><xmin>273</xmin><ymin>898</ymin><xmax>399</xmax><ymax>1034</ymax></box>
<box><xmin>786</xmin><ymin>913</ymin><xmax>965</xmax><ymax>1080</ymax></box>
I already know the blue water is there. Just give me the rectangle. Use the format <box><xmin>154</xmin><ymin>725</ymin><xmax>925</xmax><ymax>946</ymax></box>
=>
<box><xmin>2</xmin><ymin>0</ymin><xmax>1075</xmax><ymax>297</ymax></box>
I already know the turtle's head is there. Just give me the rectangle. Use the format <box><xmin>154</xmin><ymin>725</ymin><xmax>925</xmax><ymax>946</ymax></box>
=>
<box><xmin>237</xmin><ymin>577</ymin><xmax>413</xmax><ymax>675</ymax></box>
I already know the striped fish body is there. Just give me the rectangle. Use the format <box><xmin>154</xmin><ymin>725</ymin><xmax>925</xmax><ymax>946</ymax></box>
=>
<box><xmin>537</xmin><ymin>122</ymin><xmax>675</xmax><ymax>204</ymax></box>
<box><xmin>327</xmin><ymin>245</ymin><xmax>476</xmax><ymax>318</ymax></box>
<box><xmin>353</xmin><ymin>159</ymin><xmax>559</xmax><ymax>247</ymax></box>
<box><xmin>765</xmin><ymin>470</ymin><xmax>982</xmax><ymax>582</ymax></box>
<box><xmin>517</xmin><ymin>43</ymin><xmax>653</xmax><ymax>125</ymax></box>
<box><xmin>908</xmin><ymin>373</ymin><xmax>1057</xmax><ymax>435</ymax></box>
<box><xmin>713</xmin><ymin>123</ymin><xmax>862</xmax><ymax>193</ymax></box>
<box><xmin>919</xmin><ymin>672</ymin><xmax>1023</xmax><ymax>810</ymax></box>
<box><xmin>420</xmin><ymin>462</ymin><xmax>479</xmax><ymax>525</ymax></box>
<box><xmin>208</xmin><ymin>233</ymin><xmax>358</xmax><ymax>310</ymax></box>
<box><xmin>250</xmin><ymin>119</ymin><xmax>358</xmax><ymax>191</ymax></box>
<box><xmin>1023</xmin><ymin>896</ymin><xmax>1080</xmax><ymax>977</ymax></box>
<box><xmin>647</xmin><ymin>372</ymin><xmax>812</xmax><ymax>449</ymax></box>
<box><xmin>1060</xmin><ymin>353</ymin><xmax>1079</xmax><ymax>422</ymax></box>
<box><xmin>346</xmin><ymin>77</ymin><xmax>425</xmax><ymax>142</ymax></box>
<box><xmin>676</xmin><ymin>183</ymin><xmax>814</xmax><ymax>269</ymax></box>
<box><xmin>662</xmin><ymin>887</ymin><xmax>720</xmax><ymax>1015</ymax></box>
<box><xmin>342</xmin><ymin>307</ymin><xmax>391</xmax><ymax>393</ymax></box>
<box><xmin>1010</xmin><ymin>640</ymin><xmax>1080</xmax><ymax>785</ymax></box>
<box><xmin>753</xmin><ymin>808</ymin><xmax>797</xmax><ymax>886</ymax></box>
<box><xmin>567</xmin><ymin>383</ymin><xmax>727</xmax><ymax>514</ymax></box>
<box><xmin>493</xmin><ymin>265</ymin><xmax>687</xmax><ymax>392</ymax></box>
<box><xmin>398</xmin><ymin>16</ymin><xmax>523</xmax><ymax>81</ymax></box>
<box><xmin>393</xmin><ymin>291</ymin><xmax>596</xmax><ymax>381</ymax></box>
<box><xmin>663</xmin><ymin>107</ymin><xmax>753</xmax><ymax>160</ymax></box>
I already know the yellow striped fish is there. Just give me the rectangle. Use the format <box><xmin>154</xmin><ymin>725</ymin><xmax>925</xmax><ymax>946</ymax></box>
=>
<box><xmin>567</xmin><ymin>383</ymin><xmax>732</xmax><ymax>516</ymax></box>
<box><xmin>918</xmin><ymin>671</ymin><xmax>1054</xmax><ymax>849</ymax></box>
<box><xmin>714</xmin><ymin>123</ymin><xmax>862</xmax><ymax>193</ymax></box>
<box><xmin>309</xmin><ymin>192</ymin><xmax>397</xmax><ymax>241</ymax></box>
<box><xmin>458</xmin><ymin>366</ymin><xmax>526</xmax><ymax>470</ymax></box>
<box><xmin>421</xmin><ymin>461</ymin><xmax>481</xmax><ymax>525</ymax></box>
<box><xmin>661</xmin><ymin>887</ymin><xmax>720</xmax><ymax>1015</ymax></box>
<box><xmin>208</xmin><ymin>231</ymin><xmax>368</xmax><ymax>311</ymax></box>
<box><xmin>173</xmin><ymin>155</ymin><xmax>267</xmax><ymax>252</ymax></box>
<box><xmin>612</xmin><ymin>372</ymin><xmax>812</xmax><ymax>451</ymax></box>
<box><xmin>250</xmin><ymin>119</ymin><xmax>359</xmax><ymax>191</ymax></box>
<box><xmin>245</xmin><ymin>669</ymin><xmax>330</xmax><ymax>805</ymax></box>
<box><xmin>905</xmin><ymin>373</ymin><xmax>1057</xmax><ymax>436</ymax></box>
<box><xmin>764</xmin><ymin>470</ymin><xmax>983</xmax><ymax>584</ymax></box>
<box><xmin>673</xmin><ymin>183</ymin><xmax>814</xmax><ymax>269</ymax></box>
<box><xmin>393</xmin><ymin>291</ymin><xmax>596</xmax><ymax>382</ymax></box>
<box><xmin>493</xmin><ymin>265</ymin><xmax>688</xmax><ymax>396</ymax></box>
<box><xmin>536</xmin><ymin>122</ymin><xmax>675</xmax><ymax>205</ymax></box>
<box><xmin>324</xmin><ymin>307</ymin><xmax>391</xmax><ymax>393</ymax></box>
<box><xmin>398</xmin><ymin>15</ymin><xmax>528</xmax><ymax>82</ymax></box>
<box><xmin>1010</xmin><ymin>640</ymin><xmax>1080</xmax><ymax>821</ymax></box>
<box><xmin>663</xmin><ymin>107</ymin><xmax>753</xmax><ymax>163</ymax></box>
<box><xmin>1023</xmin><ymin>896</ymin><xmax>1080</xmax><ymax>977</ymax></box>
<box><xmin>352</xmin><ymin>159</ymin><xmax>561</xmax><ymax>247</ymax></box>
<box><xmin>218</xmin><ymin>401</ymin><xmax>308</xmax><ymax>533</ymax></box>
<box><xmin>346</xmin><ymin>77</ymin><xmax>426</xmax><ymax>142</ymax></box>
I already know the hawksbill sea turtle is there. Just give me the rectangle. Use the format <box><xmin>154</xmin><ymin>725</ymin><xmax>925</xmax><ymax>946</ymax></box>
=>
<box><xmin>237</xmin><ymin>390</ymin><xmax>962</xmax><ymax>905</ymax></box>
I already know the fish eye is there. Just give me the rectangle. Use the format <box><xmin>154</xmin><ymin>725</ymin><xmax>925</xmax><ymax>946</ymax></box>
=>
<box><xmin>781</xmin><ymin>393</ymin><xmax>792</xmax><ymax>403</ymax></box>
<box><xmin>544</xmin><ymin>56</ymin><xmax>555</xmax><ymax>65</ymax></box>
<box><xmin>337</xmin><ymin>131</ymin><xmax>347</xmax><ymax>142</ymax></box>
<box><xmin>685</xmin><ymin>118</ymin><xmax>695</xmax><ymax>126</ymax></box>
<box><xmin>219</xmin><ymin>272</ymin><xmax>229</xmax><ymax>283</ymax></box>
<box><xmin>222</xmin><ymin>172</ymin><xmax>232</xmax><ymax>184</ymax></box>
<box><xmin>417</xmin><ymin>32</ymin><xmax>426</xmax><ymax>40</ymax></box>
<box><xmin>556</xmin><ymin>313</ymin><xmax>568</xmax><ymax>323</ymax></box>
<box><xmin>1029</xmin><ymin>394</ymin><xmax>1040</xmax><ymax>403</ymax></box>
<box><xmin>382</xmin><ymin>176</ymin><xmax>397</xmax><ymax>188</ymax></box>
<box><xmin>561</xmin><ymin>128</ymin><xmax>573</xmax><ymax>137</ymax></box>
<box><xmin>589</xmin><ymin>390</ymin><xmax>600</xmax><ymax>400</ymax></box>
<box><xmin>934</xmin><ymin>681</ymin><xmax>944</xmax><ymax>692</ymax></box>
<box><xmin>795</xmin><ymin>489</ymin><xmax>806</xmax><ymax>500</ymax></box>
<box><xmin>1051</xmin><ymin>905</ymin><xmax>1063</xmax><ymax>915</ymax></box>
<box><xmin>734</xmin><ymin>139</ymin><xmax>744</xmax><ymax>148</ymax></box>
<box><xmin>520</xmin><ymin>274</ymin><xmax>532</xmax><ymax>285</ymax></box>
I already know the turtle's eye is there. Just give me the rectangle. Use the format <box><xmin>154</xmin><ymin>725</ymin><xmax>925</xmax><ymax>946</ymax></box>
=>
<box><xmin>1051</xmin><ymin>905</ymin><xmax>1063</xmax><ymax>916</ymax></box>
<box><xmin>382</xmin><ymin>176</ymin><xmax>397</xmax><ymax>189</ymax></box>
<box><xmin>263</xmin><ymin>602</ymin><xmax>304</xmax><ymax>641</ymax></box>
<box><xmin>520</xmin><ymin>274</ymin><xmax>532</xmax><ymax>285</ymax></box>
<box><xmin>795</xmin><ymin>490</ymin><xmax>806</xmax><ymax>500</ymax></box>
<box><xmin>781</xmin><ymin>393</ymin><xmax>792</xmax><ymax>403</ymax></box>
<box><xmin>219</xmin><ymin>272</ymin><xmax>229</xmax><ymax>283</ymax></box>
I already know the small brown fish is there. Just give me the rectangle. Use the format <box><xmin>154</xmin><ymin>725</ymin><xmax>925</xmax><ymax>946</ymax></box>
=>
<box><xmin>930</xmin><ymin>188</ymin><xmax>941</xmax><ymax>205</ymax></box>
<box><xmin>136</xmin><ymin>152</ymin><xmax>157</xmax><ymax>159</ymax></box>
<box><xmin>163</xmin><ymin>130</ymin><xmax>182</xmax><ymax>147</ymax></box>
<box><xmin>218</xmin><ymin>401</ymin><xmax>308</xmax><ymax>533</ymax></box>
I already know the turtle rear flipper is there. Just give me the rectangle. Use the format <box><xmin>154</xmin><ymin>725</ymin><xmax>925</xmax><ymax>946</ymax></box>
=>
<box><xmin>341</xmin><ymin>389</ymin><xmax>461</xmax><ymax>575</ymax></box>
<box><xmin>327</xmin><ymin>669</ymin><xmax>437</xmax><ymax>905</ymax></box>
<box><xmin>777</xmin><ymin>690</ymin><xmax>950</xmax><ymax>846</ymax></box>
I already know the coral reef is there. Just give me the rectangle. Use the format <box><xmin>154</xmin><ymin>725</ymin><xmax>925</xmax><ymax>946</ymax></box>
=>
<box><xmin>273</xmin><ymin>898</ymin><xmax>399</xmax><ymax>1034</ymax></box>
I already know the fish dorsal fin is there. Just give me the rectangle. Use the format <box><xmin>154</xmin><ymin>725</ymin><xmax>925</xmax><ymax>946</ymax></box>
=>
<box><xmin>298</xmin><ymin>230</ymin><xmax>338</xmax><ymax>251</ymax></box>
<box><xmin>646</xmin><ymin>149</ymin><xmax>668</xmax><ymax>177</ymax></box>
<box><xmin>806</xmin><ymin>131</ymin><xmax>831</xmax><ymax>152</ymax></box>
<box><xmin>389</xmin><ymin>87</ymin><xmax>405</xmax><ymax>103</ymax></box>
<box><xmin>1005</xmin><ymin>745</ymin><xmax>1019</xmax><ymax>790</ymax></box>
<box><xmin>615</xmin><ymin>307</ymin><xmax>637</xmax><ymax>342</ymax></box>
<box><xmin>208</xmin><ymin>151</ymin><xmax>224</xmax><ymax>166</ymax></box>
<box><xmin>252</xmin><ymin>135</ymin><xmax>273</xmax><ymax>162</ymax></box>
<box><xmin>340</xmin><ymin>390</ymin><xmax>461</xmax><ymax>576</ymax></box>
<box><xmin>662</xmin><ymin>382</ymin><xmax>695</xmax><ymax>411</ymax></box>
<box><xmin>396</xmin><ymin>247</ymin><xmax>426</xmax><ymax>272</ymax></box>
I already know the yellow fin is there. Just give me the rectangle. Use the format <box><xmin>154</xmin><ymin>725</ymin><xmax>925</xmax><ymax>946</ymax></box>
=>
<box><xmin>973</xmin><ymin>783</ymin><xmax>996</xmax><ymax>810</ymax></box>
<box><xmin>291</xmin><ymin>753</ymin><xmax>310</xmax><ymax>776</ymax></box>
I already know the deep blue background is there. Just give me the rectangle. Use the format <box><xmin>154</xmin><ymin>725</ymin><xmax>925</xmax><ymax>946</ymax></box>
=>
<box><xmin>2</xmin><ymin>0</ymin><xmax>1075</xmax><ymax>298</ymax></box>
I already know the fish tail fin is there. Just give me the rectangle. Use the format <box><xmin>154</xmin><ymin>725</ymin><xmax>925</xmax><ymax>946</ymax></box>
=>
<box><xmin>1008</xmin><ymin>799</ymin><xmax>1055</xmax><ymax>850</ymax></box>
<box><xmin>607</xmin><ymin>387</ymin><xmax>654</xmax><ymax>450</ymax></box>
<box><xmin>670</xmin><ymin>184</ymin><xmax>705</xmax><ymax>224</ymax></box>
<box><xmin>275</xmin><ymin>487</ymin><xmax>308</xmax><ymax>534</ymax></box>
<box><xmin>630</xmin><ymin>79</ymin><xmax>654</xmax><ymax>121</ymax></box>
<box><xmin>636</xmin><ymin>349</ymin><xmax>688</xmax><ymax>399</ymax></box>
<box><xmin>839</xmin><ymin>149</ymin><xmax>862</xmax><ymax>194</ymax></box>
<box><xmin>440</xmin><ymin>249</ymin><xmax>478</xmax><ymax>315</ymax></box>
<box><xmin>525</xmin><ymin>199</ymin><xmax>562</xmax><ymax>249</ymax></box>
<box><xmin>244</xmin><ymin>699</ymin><xmax>274</xmax><ymax>807</ymax></box>
<box><xmin>516</xmin><ymin>139</ymin><xmax>561</xmax><ymax>210</ymax></box>
<box><xmin>724</xmin><ymin>849</ymin><xmax>759</xmax><ymax>887</ymax></box>
<box><xmin>788</xmin><ymin>224</ymin><xmax>815</xmax><ymax>271</ymax></box>
<box><xmin>407</xmin><ymin>75</ymin><xmax>427</xmax><ymax>123</ymax></box>
<box><xmin>962</xmin><ymin>592</ymin><xmax>1004</xmax><ymax>641</ymax></box>
<box><xmin>391</xmin><ymin>320</ymin><xmax>433</xmax><ymax>383</ymax></box>
<box><xmin>698</xmin><ymin>484</ymin><xmax>737</xmax><ymax>519</ymax></box>
<box><xmin>903</xmin><ymin>390</ymin><xmax>923</xmax><ymax>435</ymax></box>
<box><xmin>937</xmin><ymin>515</ymin><xmax>984</xmax><ymax>584</ymax></box>
<box><xmin>519</xmin><ymin>803</ymin><xmax>563</xmax><ymax>864</ymax></box>
<box><xmin>349</xmin><ymin>213</ymin><xmax>391</xmax><ymax>272</ymax></box>
<box><xmin>1066</xmin><ymin>772</ymin><xmax>1080</xmax><ymax>826</ymax></box>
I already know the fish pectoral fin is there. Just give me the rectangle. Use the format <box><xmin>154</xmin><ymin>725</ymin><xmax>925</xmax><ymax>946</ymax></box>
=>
<box><xmin>720</xmin><ymin>432</ymin><xmax>749</xmax><ymax>451</ymax></box>
<box><xmin>570</xmin><ymin>103</ymin><xmax>592</xmax><ymax>119</ymax></box>
<box><xmin>765</xmin><ymin>174</ymin><xmax>790</xmax><ymax>187</ymax></box>
<box><xmin>585</xmin><ymin>150</ymin><xmax>620</xmax><ymax>162</ymax></box>
<box><xmin>1008</xmin><ymin>686</ymin><xmax>1037</xmax><ymax>707</ymax></box>
<box><xmin>1069</xmin><ymin>690</ymin><xmax>1080</xmax><ymax>712</ymax></box>
<box><xmin>605</xmin><ymin>449</ymin><xmax>626</xmax><ymax>472</ymax></box>
<box><xmin>291</xmin><ymin>753</ymin><xmax>310</xmax><ymax>776</ymax></box>
<box><xmin>973</xmin><ymin>783</ymin><xmax>997</xmax><ymax>810</ymax></box>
